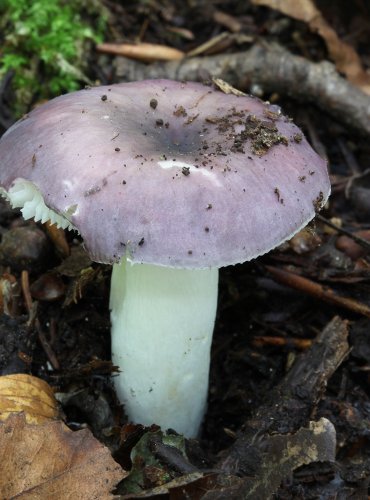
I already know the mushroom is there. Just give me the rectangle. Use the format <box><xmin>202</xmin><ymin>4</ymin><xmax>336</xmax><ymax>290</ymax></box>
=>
<box><xmin>0</xmin><ymin>80</ymin><xmax>330</xmax><ymax>437</ymax></box>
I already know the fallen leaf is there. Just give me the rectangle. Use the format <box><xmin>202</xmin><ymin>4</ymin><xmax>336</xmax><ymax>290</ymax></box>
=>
<box><xmin>121</xmin><ymin>430</ymin><xmax>187</xmax><ymax>495</ymax></box>
<box><xmin>0</xmin><ymin>413</ymin><xmax>124</xmax><ymax>499</ymax></box>
<box><xmin>251</xmin><ymin>0</ymin><xmax>370</xmax><ymax>93</ymax></box>
<box><xmin>96</xmin><ymin>43</ymin><xmax>184</xmax><ymax>62</ymax></box>
<box><xmin>56</xmin><ymin>245</ymin><xmax>93</xmax><ymax>277</ymax></box>
<box><xmin>166</xmin><ymin>26</ymin><xmax>195</xmax><ymax>41</ymax></box>
<box><xmin>55</xmin><ymin>245</ymin><xmax>99</xmax><ymax>305</ymax></box>
<box><xmin>121</xmin><ymin>473</ymin><xmax>216</xmax><ymax>499</ymax></box>
<box><xmin>0</xmin><ymin>373</ymin><xmax>59</xmax><ymax>423</ymax></box>
<box><xmin>213</xmin><ymin>10</ymin><xmax>243</xmax><ymax>33</ymax></box>
<box><xmin>244</xmin><ymin>417</ymin><xmax>337</xmax><ymax>498</ymax></box>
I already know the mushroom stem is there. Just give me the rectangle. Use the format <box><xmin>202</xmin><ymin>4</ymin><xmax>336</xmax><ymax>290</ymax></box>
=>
<box><xmin>110</xmin><ymin>259</ymin><xmax>219</xmax><ymax>438</ymax></box>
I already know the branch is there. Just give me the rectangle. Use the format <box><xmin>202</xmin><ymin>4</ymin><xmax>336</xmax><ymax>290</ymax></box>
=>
<box><xmin>265</xmin><ymin>265</ymin><xmax>370</xmax><ymax>318</ymax></box>
<box><xmin>113</xmin><ymin>42</ymin><xmax>370</xmax><ymax>137</ymax></box>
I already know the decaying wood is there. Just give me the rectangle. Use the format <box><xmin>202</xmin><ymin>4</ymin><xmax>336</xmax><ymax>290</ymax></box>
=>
<box><xmin>113</xmin><ymin>42</ymin><xmax>370</xmax><ymax>137</ymax></box>
<box><xmin>218</xmin><ymin>316</ymin><xmax>349</xmax><ymax>475</ymax></box>
<box><xmin>192</xmin><ymin>317</ymin><xmax>349</xmax><ymax>498</ymax></box>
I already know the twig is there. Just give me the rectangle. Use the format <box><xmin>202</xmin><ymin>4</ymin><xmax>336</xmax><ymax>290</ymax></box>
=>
<box><xmin>316</xmin><ymin>213</ymin><xmax>370</xmax><ymax>253</ymax></box>
<box><xmin>36</xmin><ymin>319</ymin><xmax>60</xmax><ymax>371</ymax></box>
<box><xmin>265</xmin><ymin>265</ymin><xmax>370</xmax><ymax>318</ymax></box>
<box><xmin>20</xmin><ymin>270</ymin><xmax>33</xmax><ymax>314</ymax></box>
<box><xmin>252</xmin><ymin>335</ymin><xmax>312</xmax><ymax>349</ymax></box>
<box><xmin>97</xmin><ymin>42</ymin><xmax>184</xmax><ymax>62</ymax></box>
<box><xmin>112</xmin><ymin>42</ymin><xmax>370</xmax><ymax>137</ymax></box>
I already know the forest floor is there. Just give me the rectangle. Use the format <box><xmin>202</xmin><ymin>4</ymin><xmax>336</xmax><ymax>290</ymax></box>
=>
<box><xmin>1</xmin><ymin>1</ymin><xmax>370</xmax><ymax>498</ymax></box>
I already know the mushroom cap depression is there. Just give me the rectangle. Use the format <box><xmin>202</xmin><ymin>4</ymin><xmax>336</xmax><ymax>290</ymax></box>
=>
<box><xmin>0</xmin><ymin>80</ymin><xmax>330</xmax><ymax>267</ymax></box>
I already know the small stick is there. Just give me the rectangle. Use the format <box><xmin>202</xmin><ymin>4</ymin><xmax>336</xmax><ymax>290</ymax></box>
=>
<box><xmin>252</xmin><ymin>336</ymin><xmax>312</xmax><ymax>349</ymax></box>
<box><xmin>266</xmin><ymin>265</ymin><xmax>370</xmax><ymax>318</ymax></box>
<box><xmin>316</xmin><ymin>213</ymin><xmax>370</xmax><ymax>252</ymax></box>
<box><xmin>21</xmin><ymin>270</ymin><xmax>33</xmax><ymax>314</ymax></box>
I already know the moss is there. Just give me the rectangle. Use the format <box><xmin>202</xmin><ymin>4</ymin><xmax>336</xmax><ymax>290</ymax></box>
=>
<box><xmin>0</xmin><ymin>0</ymin><xmax>107</xmax><ymax>116</ymax></box>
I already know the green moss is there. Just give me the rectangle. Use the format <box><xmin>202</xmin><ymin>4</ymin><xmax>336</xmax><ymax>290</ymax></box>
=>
<box><xmin>0</xmin><ymin>0</ymin><xmax>107</xmax><ymax>116</ymax></box>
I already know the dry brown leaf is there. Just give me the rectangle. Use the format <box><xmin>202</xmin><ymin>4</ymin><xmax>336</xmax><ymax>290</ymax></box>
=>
<box><xmin>0</xmin><ymin>373</ymin><xmax>60</xmax><ymax>424</ymax></box>
<box><xmin>96</xmin><ymin>42</ymin><xmax>184</xmax><ymax>62</ymax></box>
<box><xmin>213</xmin><ymin>9</ymin><xmax>243</xmax><ymax>33</ymax></box>
<box><xmin>166</xmin><ymin>26</ymin><xmax>195</xmax><ymax>41</ymax></box>
<box><xmin>0</xmin><ymin>413</ymin><xmax>124</xmax><ymax>499</ymax></box>
<box><xmin>56</xmin><ymin>245</ymin><xmax>92</xmax><ymax>278</ymax></box>
<box><xmin>251</xmin><ymin>0</ymin><xmax>370</xmax><ymax>94</ymax></box>
<box><xmin>212</xmin><ymin>78</ymin><xmax>247</xmax><ymax>96</ymax></box>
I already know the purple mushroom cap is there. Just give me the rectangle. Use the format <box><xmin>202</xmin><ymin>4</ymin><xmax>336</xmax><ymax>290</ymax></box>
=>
<box><xmin>0</xmin><ymin>80</ymin><xmax>330</xmax><ymax>267</ymax></box>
